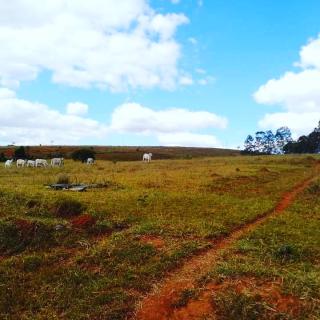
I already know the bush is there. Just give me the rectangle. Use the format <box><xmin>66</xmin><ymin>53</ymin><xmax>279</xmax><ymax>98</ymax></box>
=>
<box><xmin>0</xmin><ymin>152</ymin><xmax>7</xmax><ymax>162</ymax></box>
<box><xmin>51</xmin><ymin>197</ymin><xmax>85</xmax><ymax>218</ymax></box>
<box><xmin>14</xmin><ymin>146</ymin><xmax>28</xmax><ymax>159</ymax></box>
<box><xmin>71</xmin><ymin>148</ymin><xmax>95</xmax><ymax>163</ymax></box>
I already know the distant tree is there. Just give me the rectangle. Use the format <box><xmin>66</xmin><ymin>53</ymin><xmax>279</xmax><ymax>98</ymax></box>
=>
<box><xmin>244</xmin><ymin>135</ymin><xmax>255</xmax><ymax>153</ymax></box>
<box><xmin>264</xmin><ymin>130</ymin><xmax>276</xmax><ymax>154</ymax></box>
<box><xmin>71</xmin><ymin>148</ymin><xmax>96</xmax><ymax>162</ymax></box>
<box><xmin>284</xmin><ymin>122</ymin><xmax>320</xmax><ymax>154</ymax></box>
<box><xmin>254</xmin><ymin>131</ymin><xmax>267</xmax><ymax>153</ymax></box>
<box><xmin>14</xmin><ymin>146</ymin><xmax>28</xmax><ymax>159</ymax></box>
<box><xmin>0</xmin><ymin>153</ymin><xmax>7</xmax><ymax>162</ymax></box>
<box><xmin>275</xmin><ymin>127</ymin><xmax>293</xmax><ymax>154</ymax></box>
<box><xmin>243</xmin><ymin>127</ymin><xmax>293</xmax><ymax>155</ymax></box>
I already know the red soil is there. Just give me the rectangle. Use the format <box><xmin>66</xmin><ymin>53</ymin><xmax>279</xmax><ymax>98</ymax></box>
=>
<box><xmin>140</xmin><ymin>235</ymin><xmax>165</xmax><ymax>250</ymax></box>
<box><xmin>71</xmin><ymin>214</ymin><xmax>96</xmax><ymax>229</ymax></box>
<box><xmin>134</xmin><ymin>170</ymin><xmax>319</xmax><ymax>320</ymax></box>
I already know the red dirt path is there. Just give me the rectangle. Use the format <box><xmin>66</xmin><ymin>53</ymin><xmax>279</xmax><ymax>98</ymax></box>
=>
<box><xmin>134</xmin><ymin>171</ymin><xmax>319</xmax><ymax>320</ymax></box>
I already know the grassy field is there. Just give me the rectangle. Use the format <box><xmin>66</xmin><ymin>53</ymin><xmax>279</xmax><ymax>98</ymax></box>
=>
<box><xmin>0</xmin><ymin>145</ymin><xmax>240</xmax><ymax>161</ymax></box>
<box><xmin>0</xmin><ymin>155</ymin><xmax>319</xmax><ymax>319</ymax></box>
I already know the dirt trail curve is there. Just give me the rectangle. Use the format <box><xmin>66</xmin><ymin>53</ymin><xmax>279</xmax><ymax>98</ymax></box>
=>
<box><xmin>133</xmin><ymin>168</ymin><xmax>319</xmax><ymax>320</ymax></box>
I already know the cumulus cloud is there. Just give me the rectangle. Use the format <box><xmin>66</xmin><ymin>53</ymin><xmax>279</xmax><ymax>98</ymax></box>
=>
<box><xmin>254</xmin><ymin>34</ymin><xmax>320</xmax><ymax>136</ymax></box>
<box><xmin>110</xmin><ymin>103</ymin><xmax>227</xmax><ymax>133</ymax></box>
<box><xmin>258</xmin><ymin>112</ymin><xmax>320</xmax><ymax>139</ymax></box>
<box><xmin>0</xmin><ymin>88</ymin><xmax>107</xmax><ymax>145</ymax></box>
<box><xmin>109</xmin><ymin>102</ymin><xmax>226</xmax><ymax>147</ymax></box>
<box><xmin>66</xmin><ymin>102</ymin><xmax>89</xmax><ymax>116</ymax></box>
<box><xmin>0</xmin><ymin>0</ymin><xmax>189</xmax><ymax>90</ymax></box>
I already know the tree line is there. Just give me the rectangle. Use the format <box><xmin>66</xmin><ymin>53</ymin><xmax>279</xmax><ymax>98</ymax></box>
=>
<box><xmin>243</xmin><ymin>122</ymin><xmax>320</xmax><ymax>154</ymax></box>
<box><xmin>243</xmin><ymin>127</ymin><xmax>293</xmax><ymax>154</ymax></box>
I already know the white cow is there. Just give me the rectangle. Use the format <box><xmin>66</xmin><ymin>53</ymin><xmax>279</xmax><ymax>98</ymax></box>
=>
<box><xmin>142</xmin><ymin>153</ymin><xmax>152</xmax><ymax>162</ymax></box>
<box><xmin>4</xmin><ymin>159</ymin><xmax>13</xmax><ymax>168</ymax></box>
<box><xmin>27</xmin><ymin>160</ymin><xmax>35</xmax><ymax>167</ymax></box>
<box><xmin>35</xmin><ymin>159</ymin><xmax>48</xmax><ymax>167</ymax></box>
<box><xmin>51</xmin><ymin>157</ymin><xmax>64</xmax><ymax>167</ymax></box>
<box><xmin>87</xmin><ymin>158</ymin><xmax>94</xmax><ymax>165</ymax></box>
<box><xmin>16</xmin><ymin>159</ymin><xmax>26</xmax><ymax>167</ymax></box>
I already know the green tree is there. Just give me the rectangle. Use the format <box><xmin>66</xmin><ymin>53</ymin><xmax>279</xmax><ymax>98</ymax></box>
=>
<box><xmin>71</xmin><ymin>148</ymin><xmax>96</xmax><ymax>163</ymax></box>
<box><xmin>0</xmin><ymin>153</ymin><xmax>7</xmax><ymax>162</ymax></box>
<box><xmin>14</xmin><ymin>146</ymin><xmax>28</xmax><ymax>159</ymax></box>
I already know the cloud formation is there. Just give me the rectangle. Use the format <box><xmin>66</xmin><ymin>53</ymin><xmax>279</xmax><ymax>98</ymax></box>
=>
<box><xmin>110</xmin><ymin>103</ymin><xmax>227</xmax><ymax>133</ymax></box>
<box><xmin>0</xmin><ymin>88</ymin><xmax>107</xmax><ymax>145</ymax></box>
<box><xmin>66</xmin><ymin>102</ymin><xmax>89</xmax><ymax>116</ymax></box>
<box><xmin>254</xmin><ymin>34</ymin><xmax>320</xmax><ymax>136</ymax></box>
<box><xmin>110</xmin><ymin>102</ymin><xmax>227</xmax><ymax>147</ymax></box>
<box><xmin>0</xmin><ymin>0</ymin><xmax>189</xmax><ymax>91</ymax></box>
<box><xmin>0</xmin><ymin>89</ymin><xmax>227</xmax><ymax>147</ymax></box>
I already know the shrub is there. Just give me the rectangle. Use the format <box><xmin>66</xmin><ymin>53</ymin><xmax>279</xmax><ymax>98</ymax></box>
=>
<box><xmin>51</xmin><ymin>197</ymin><xmax>85</xmax><ymax>218</ymax></box>
<box><xmin>71</xmin><ymin>148</ymin><xmax>95</xmax><ymax>163</ymax></box>
<box><xmin>14</xmin><ymin>146</ymin><xmax>28</xmax><ymax>159</ymax></box>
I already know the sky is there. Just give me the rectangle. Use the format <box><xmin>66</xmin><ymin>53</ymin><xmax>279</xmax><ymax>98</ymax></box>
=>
<box><xmin>0</xmin><ymin>0</ymin><xmax>320</xmax><ymax>148</ymax></box>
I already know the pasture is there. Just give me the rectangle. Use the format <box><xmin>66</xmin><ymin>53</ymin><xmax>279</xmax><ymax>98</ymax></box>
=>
<box><xmin>0</xmin><ymin>155</ymin><xmax>319</xmax><ymax>319</ymax></box>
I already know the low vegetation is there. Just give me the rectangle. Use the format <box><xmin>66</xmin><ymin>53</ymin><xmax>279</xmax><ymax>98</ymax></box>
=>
<box><xmin>0</xmin><ymin>154</ymin><xmax>318</xmax><ymax>319</ymax></box>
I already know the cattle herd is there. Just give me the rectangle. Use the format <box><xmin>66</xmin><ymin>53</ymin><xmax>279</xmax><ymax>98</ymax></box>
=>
<box><xmin>4</xmin><ymin>154</ymin><xmax>153</xmax><ymax>168</ymax></box>
<box><xmin>4</xmin><ymin>157</ymin><xmax>95</xmax><ymax>168</ymax></box>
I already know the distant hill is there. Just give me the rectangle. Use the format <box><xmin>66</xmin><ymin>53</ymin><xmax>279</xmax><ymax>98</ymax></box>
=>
<box><xmin>0</xmin><ymin>145</ymin><xmax>240</xmax><ymax>161</ymax></box>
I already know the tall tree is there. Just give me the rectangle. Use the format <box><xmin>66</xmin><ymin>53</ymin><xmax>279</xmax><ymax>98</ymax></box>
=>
<box><xmin>275</xmin><ymin>127</ymin><xmax>293</xmax><ymax>154</ymax></box>
<box><xmin>244</xmin><ymin>135</ymin><xmax>255</xmax><ymax>153</ymax></box>
<box><xmin>255</xmin><ymin>131</ymin><xmax>267</xmax><ymax>153</ymax></box>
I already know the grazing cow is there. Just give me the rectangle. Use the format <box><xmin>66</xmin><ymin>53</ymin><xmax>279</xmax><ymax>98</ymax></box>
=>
<box><xmin>16</xmin><ymin>159</ymin><xmax>26</xmax><ymax>167</ymax></box>
<box><xmin>35</xmin><ymin>159</ymin><xmax>48</xmax><ymax>167</ymax></box>
<box><xmin>4</xmin><ymin>159</ymin><xmax>13</xmax><ymax>168</ymax></box>
<box><xmin>87</xmin><ymin>158</ymin><xmax>94</xmax><ymax>165</ymax></box>
<box><xmin>27</xmin><ymin>160</ymin><xmax>35</xmax><ymax>167</ymax></box>
<box><xmin>142</xmin><ymin>153</ymin><xmax>152</xmax><ymax>162</ymax></box>
<box><xmin>51</xmin><ymin>157</ymin><xmax>64</xmax><ymax>167</ymax></box>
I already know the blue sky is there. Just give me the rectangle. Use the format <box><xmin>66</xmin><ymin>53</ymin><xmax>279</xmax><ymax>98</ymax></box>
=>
<box><xmin>1</xmin><ymin>0</ymin><xmax>320</xmax><ymax>147</ymax></box>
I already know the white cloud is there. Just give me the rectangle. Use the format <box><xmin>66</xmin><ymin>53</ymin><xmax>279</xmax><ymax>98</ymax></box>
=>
<box><xmin>259</xmin><ymin>112</ymin><xmax>320</xmax><ymax>139</ymax></box>
<box><xmin>254</xmin><ymin>34</ymin><xmax>320</xmax><ymax>136</ymax></box>
<box><xmin>110</xmin><ymin>103</ymin><xmax>227</xmax><ymax>134</ymax></box>
<box><xmin>109</xmin><ymin>102</ymin><xmax>226</xmax><ymax>147</ymax></box>
<box><xmin>299</xmin><ymin>36</ymin><xmax>320</xmax><ymax>69</ymax></box>
<box><xmin>171</xmin><ymin>0</ymin><xmax>180</xmax><ymax>4</ymax></box>
<box><xmin>66</xmin><ymin>102</ymin><xmax>89</xmax><ymax>116</ymax></box>
<box><xmin>254</xmin><ymin>69</ymin><xmax>320</xmax><ymax>112</ymax></box>
<box><xmin>0</xmin><ymin>0</ymin><xmax>189</xmax><ymax>91</ymax></box>
<box><xmin>157</xmin><ymin>132</ymin><xmax>221</xmax><ymax>147</ymax></box>
<box><xmin>0</xmin><ymin>88</ymin><xmax>107</xmax><ymax>145</ymax></box>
